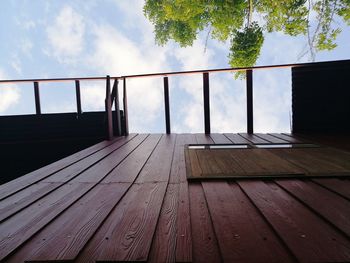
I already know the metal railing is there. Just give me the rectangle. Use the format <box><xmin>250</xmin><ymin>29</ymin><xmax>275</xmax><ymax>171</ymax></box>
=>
<box><xmin>0</xmin><ymin>59</ymin><xmax>346</xmax><ymax>139</ymax></box>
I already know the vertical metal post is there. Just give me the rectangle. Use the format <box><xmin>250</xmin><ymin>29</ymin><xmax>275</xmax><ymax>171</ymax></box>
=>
<box><xmin>203</xmin><ymin>72</ymin><xmax>210</xmax><ymax>134</ymax></box>
<box><xmin>163</xmin><ymin>77</ymin><xmax>171</xmax><ymax>134</ymax></box>
<box><xmin>75</xmin><ymin>80</ymin><xmax>82</xmax><ymax>115</ymax></box>
<box><xmin>105</xmin><ymin>75</ymin><xmax>113</xmax><ymax>140</ymax></box>
<box><xmin>123</xmin><ymin>77</ymin><xmax>129</xmax><ymax>135</ymax></box>
<box><xmin>113</xmin><ymin>79</ymin><xmax>122</xmax><ymax>136</ymax></box>
<box><xmin>33</xmin><ymin>81</ymin><xmax>41</xmax><ymax>115</ymax></box>
<box><xmin>246</xmin><ymin>69</ymin><xmax>253</xmax><ymax>134</ymax></box>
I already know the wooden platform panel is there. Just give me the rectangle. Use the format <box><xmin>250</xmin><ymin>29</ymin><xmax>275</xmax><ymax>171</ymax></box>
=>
<box><xmin>1</xmin><ymin>133</ymin><xmax>350</xmax><ymax>262</ymax></box>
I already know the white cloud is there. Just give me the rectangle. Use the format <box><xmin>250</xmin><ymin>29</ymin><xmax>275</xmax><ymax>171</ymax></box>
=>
<box><xmin>46</xmin><ymin>5</ymin><xmax>85</xmax><ymax>63</ymax></box>
<box><xmin>0</xmin><ymin>69</ymin><xmax>20</xmax><ymax>113</ymax></box>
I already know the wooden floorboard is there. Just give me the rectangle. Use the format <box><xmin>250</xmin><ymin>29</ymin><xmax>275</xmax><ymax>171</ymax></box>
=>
<box><xmin>239</xmin><ymin>180</ymin><xmax>350</xmax><ymax>262</ymax></box>
<box><xmin>276</xmin><ymin>179</ymin><xmax>350</xmax><ymax>237</ymax></box>
<box><xmin>1</xmin><ymin>133</ymin><xmax>350</xmax><ymax>263</ymax></box>
<box><xmin>202</xmin><ymin>181</ymin><xmax>295</xmax><ymax>262</ymax></box>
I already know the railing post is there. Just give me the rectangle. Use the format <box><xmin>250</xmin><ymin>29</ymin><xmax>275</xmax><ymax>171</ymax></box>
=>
<box><xmin>123</xmin><ymin>77</ymin><xmax>129</xmax><ymax>135</ymax></box>
<box><xmin>105</xmin><ymin>75</ymin><xmax>113</xmax><ymax>140</ymax></box>
<box><xmin>33</xmin><ymin>81</ymin><xmax>41</xmax><ymax>115</ymax></box>
<box><xmin>113</xmin><ymin>79</ymin><xmax>122</xmax><ymax>136</ymax></box>
<box><xmin>203</xmin><ymin>72</ymin><xmax>210</xmax><ymax>134</ymax></box>
<box><xmin>75</xmin><ymin>80</ymin><xmax>82</xmax><ymax>115</ymax></box>
<box><xmin>246</xmin><ymin>69</ymin><xmax>253</xmax><ymax>134</ymax></box>
<box><xmin>163</xmin><ymin>77</ymin><xmax>171</xmax><ymax>134</ymax></box>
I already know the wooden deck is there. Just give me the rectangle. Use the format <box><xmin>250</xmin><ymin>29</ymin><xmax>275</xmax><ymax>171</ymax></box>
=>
<box><xmin>1</xmin><ymin>133</ymin><xmax>350</xmax><ymax>262</ymax></box>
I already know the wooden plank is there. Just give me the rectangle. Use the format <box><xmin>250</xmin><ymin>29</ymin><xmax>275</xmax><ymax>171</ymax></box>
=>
<box><xmin>0</xmin><ymin>182</ymin><xmax>93</xmax><ymax>261</ymax></box>
<box><xmin>0</xmin><ymin>182</ymin><xmax>60</xmax><ymax>222</ymax></box>
<box><xmin>224</xmin><ymin>133</ymin><xmax>251</xmax><ymax>144</ymax></box>
<box><xmin>148</xmin><ymin>183</ymin><xmax>179</xmax><ymax>263</ymax></box>
<box><xmin>44</xmin><ymin>134</ymin><xmax>144</xmax><ymax>183</ymax></box>
<box><xmin>276</xmin><ymin>179</ymin><xmax>350</xmax><ymax>237</ymax></box>
<box><xmin>102</xmin><ymin>134</ymin><xmax>162</xmax><ymax>183</ymax></box>
<box><xmin>239</xmin><ymin>180</ymin><xmax>350</xmax><ymax>262</ymax></box>
<box><xmin>0</xmin><ymin>138</ymin><xmax>121</xmax><ymax>200</ymax></box>
<box><xmin>255</xmin><ymin>133</ymin><xmax>289</xmax><ymax>143</ymax></box>
<box><xmin>196</xmin><ymin>149</ymin><xmax>222</xmax><ymax>175</ymax></box>
<box><xmin>313</xmin><ymin>178</ymin><xmax>350</xmax><ymax>200</ymax></box>
<box><xmin>202</xmin><ymin>181</ymin><xmax>294</xmax><ymax>262</ymax></box>
<box><xmin>135</xmin><ymin>134</ymin><xmax>176</xmax><ymax>183</ymax></box>
<box><xmin>210</xmin><ymin>133</ymin><xmax>232</xmax><ymax>144</ymax></box>
<box><xmin>270</xmin><ymin>148</ymin><xmax>350</xmax><ymax>175</ymax></box>
<box><xmin>195</xmin><ymin>133</ymin><xmax>214</xmax><ymax>144</ymax></box>
<box><xmin>176</xmin><ymin>182</ymin><xmax>192</xmax><ymax>262</ymax></box>
<box><xmin>78</xmin><ymin>182</ymin><xmax>168</xmax><ymax>262</ymax></box>
<box><xmin>269</xmin><ymin>133</ymin><xmax>303</xmax><ymax>143</ymax></box>
<box><xmin>189</xmin><ymin>182</ymin><xmax>221</xmax><ymax>263</ymax></box>
<box><xmin>7</xmin><ymin>183</ymin><xmax>130</xmax><ymax>262</ymax></box>
<box><xmin>239</xmin><ymin>133</ymin><xmax>269</xmax><ymax>144</ymax></box>
<box><xmin>170</xmin><ymin>134</ymin><xmax>197</xmax><ymax>184</ymax></box>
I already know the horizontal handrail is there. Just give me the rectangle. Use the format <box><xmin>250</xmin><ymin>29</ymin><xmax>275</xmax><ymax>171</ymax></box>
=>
<box><xmin>0</xmin><ymin>59</ymin><xmax>347</xmax><ymax>84</ymax></box>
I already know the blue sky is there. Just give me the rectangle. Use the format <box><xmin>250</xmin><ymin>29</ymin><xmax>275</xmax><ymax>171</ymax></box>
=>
<box><xmin>0</xmin><ymin>0</ymin><xmax>349</xmax><ymax>133</ymax></box>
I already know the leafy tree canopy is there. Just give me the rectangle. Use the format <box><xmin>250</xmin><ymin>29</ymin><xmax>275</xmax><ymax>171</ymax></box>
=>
<box><xmin>144</xmin><ymin>0</ymin><xmax>350</xmax><ymax>78</ymax></box>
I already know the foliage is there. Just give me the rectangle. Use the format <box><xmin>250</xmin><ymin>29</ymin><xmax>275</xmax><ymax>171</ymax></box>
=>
<box><xmin>143</xmin><ymin>0</ymin><xmax>350</xmax><ymax>78</ymax></box>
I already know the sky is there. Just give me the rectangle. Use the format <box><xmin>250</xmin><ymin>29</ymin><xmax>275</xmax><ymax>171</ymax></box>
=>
<box><xmin>0</xmin><ymin>0</ymin><xmax>349</xmax><ymax>134</ymax></box>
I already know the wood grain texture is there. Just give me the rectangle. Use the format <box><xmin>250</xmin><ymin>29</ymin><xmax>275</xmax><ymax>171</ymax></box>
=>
<box><xmin>0</xmin><ymin>182</ymin><xmax>60</xmax><ymax>222</ymax></box>
<box><xmin>202</xmin><ymin>181</ymin><xmax>294</xmax><ymax>262</ymax></box>
<box><xmin>0</xmin><ymin>182</ymin><xmax>93</xmax><ymax>261</ymax></box>
<box><xmin>0</xmin><ymin>138</ymin><xmax>119</xmax><ymax>200</ymax></box>
<box><xmin>148</xmin><ymin>183</ymin><xmax>179</xmax><ymax>263</ymax></box>
<box><xmin>7</xmin><ymin>183</ymin><xmax>129</xmax><ymax>262</ymax></box>
<box><xmin>71</xmin><ymin>134</ymin><xmax>148</xmax><ymax>183</ymax></box>
<box><xmin>189</xmin><ymin>182</ymin><xmax>221</xmax><ymax>263</ymax></box>
<box><xmin>239</xmin><ymin>180</ymin><xmax>350</xmax><ymax>262</ymax></box>
<box><xmin>239</xmin><ymin>133</ymin><xmax>269</xmax><ymax>144</ymax></box>
<box><xmin>102</xmin><ymin>134</ymin><xmax>162</xmax><ymax>183</ymax></box>
<box><xmin>313</xmin><ymin>178</ymin><xmax>350</xmax><ymax>200</ymax></box>
<box><xmin>195</xmin><ymin>133</ymin><xmax>214</xmax><ymax>144</ymax></box>
<box><xmin>135</xmin><ymin>134</ymin><xmax>176</xmax><ymax>183</ymax></box>
<box><xmin>41</xmin><ymin>134</ymin><xmax>138</xmax><ymax>183</ymax></box>
<box><xmin>224</xmin><ymin>133</ymin><xmax>251</xmax><ymax>144</ymax></box>
<box><xmin>79</xmin><ymin>182</ymin><xmax>168</xmax><ymax>262</ymax></box>
<box><xmin>276</xmin><ymin>179</ymin><xmax>350</xmax><ymax>237</ymax></box>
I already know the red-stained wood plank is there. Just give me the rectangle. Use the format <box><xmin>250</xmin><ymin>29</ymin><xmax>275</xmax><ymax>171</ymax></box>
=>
<box><xmin>195</xmin><ymin>133</ymin><xmax>214</xmax><ymax>144</ymax></box>
<box><xmin>239</xmin><ymin>180</ymin><xmax>350</xmax><ymax>262</ymax></box>
<box><xmin>313</xmin><ymin>178</ymin><xmax>350</xmax><ymax>200</ymax></box>
<box><xmin>102</xmin><ymin>134</ymin><xmax>162</xmax><ymax>183</ymax></box>
<box><xmin>202</xmin><ymin>181</ymin><xmax>295</xmax><ymax>262</ymax></box>
<box><xmin>189</xmin><ymin>182</ymin><xmax>221</xmax><ymax>263</ymax></box>
<box><xmin>255</xmin><ymin>133</ymin><xmax>289</xmax><ymax>143</ymax></box>
<box><xmin>169</xmin><ymin>134</ymin><xmax>196</xmax><ymax>184</ymax></box>
<box><xmin>77</xmin><ymin>182</ymin><xmax>168</xmax><ymax>262</ymax></box>
<box><xmin>41</xmin><ymin>134</ymin><xmax>138</xmax><ymax>183</ymax></box>
<box><xmin>239</xmin><ymin>133</ymin><xmax>269</xmax><ymax>144</ymax></box>
<box><xmin>135</xmin><ymin>134</ymin><xmax>176</xmax><ymax>183</ymax></box>
<box><xmin>210</xmin><ymin>133</ymin><xmax>232</xmax><ymax>144</ymax></box>
<box><xmin>0</xmin><ymin>182</ymin><xmax>93</xmax><ymax>261</ymax></box>
<box><xmin>176</xmin><ymin>181</ymin><xmax>192</xmax><ymax>262</ymax></box>
<box><xmin>269</xmin><ymin>133</ymin><xmax>304</xmax><ymax>143</ymax></box>
<box><xmin>68</xmin><ymin>134</ymin><xmax>148</xmax><ymax>183</ymax></box>
<box><xmin>0</xmin><ymin>137</ymin><xmax>121</xmax><ymax>200</ymax></box>
<box><xmin>224</xmin><ymin>133</ymin><xmax>251</xmax><ymax>144</ymax></box>
<box><xmin>7</xmin><ymin>183</ymin><xmax>130</xmax><ymax>262</ymax></box>
<box><xmin>276</xmin><ymin>179</ymin><xmax>350</xmax><ymax>237</ymax></box>
<box><xmin>0</xmin><ymin>182</ymin><xmax>60</xmax><ymax>222</ymax></box>
<box><xmin>148</xmin><ymin>183</ymin><xmax>179</xmax><ymax>263</ymax></box>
